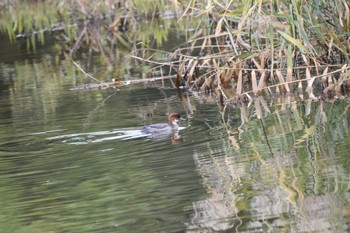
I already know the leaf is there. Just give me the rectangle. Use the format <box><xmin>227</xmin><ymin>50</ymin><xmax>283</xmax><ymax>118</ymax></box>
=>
<box><xmin>287</xmin><ymin>45</ymin><xmax>293</xmax><ymax>88</ymax></box>
<box><xmin>236</xmin><ymin>69</ymin><xmax>243</xmax><ymax>95</ymax></box>
<box><xmin>276</xmin><ymin>69</ymin><xmax>290</xmax><ymax>93</ymax></box>
<box><xmin>215</xmin><ymin>18</ymin><xmax>224</xmax><ymax>37</ymax></box>
<box><xmin>252</xmin><ymin>70</ymin><xmax>258</xmax><ymax>95</ymax></box>
<box><xmin>237</xmin><ymin>1</ymin><xmax>258</xmax><ymax>38</ymax></box>
<box><xmin>294</xmin><ymin>19</ymin><xmax>314</xmax><ymax>53</ymax></box>
<box><xmin>220</xmin><ymin>8</ymin><xmax>243</xmax><ymax>16</ymax></box>
<box><xmin>305</xmin><ymin>67</ymin><xmax>315</xmax><ymax>93</ymax></box>
<box><xmin>254</xmin><ymin>97</ymin><xmax>262</xmax><ymax>119</ymax></box>
<box><xmin>277</xmin><ymin>30</ymin><xmax>307</xmax><ymax>53</ymax></box>
<box><xmin>236</xmin><ymin>52</ymin><xmax>255</xmax><ymax>60</ymax></box>
<box><xmin>258</xmin><ymin>72</ymin><xmax>266</xmax><ymax>90</ymax></box>
<box><xmin>188</xmin><ymin>60</ymin><xmax>198</xmax><ymax>81</ymax></box>
<box><xmin>252</xmin><ymin>58</ymin><xmax>262</xmax><ymax>71</ymax></box>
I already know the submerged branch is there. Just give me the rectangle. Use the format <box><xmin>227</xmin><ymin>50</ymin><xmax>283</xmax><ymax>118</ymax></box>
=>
<box><xmin>130</xmin><ymin>55</ymin><xmax>178</xmax><ymax>67</ymax></box>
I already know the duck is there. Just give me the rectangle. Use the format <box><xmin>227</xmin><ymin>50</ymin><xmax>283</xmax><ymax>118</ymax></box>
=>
<box><xmin>141</xmin><ymin>113</ymin><xmax>181</xmax><ymax>136</ymax></box>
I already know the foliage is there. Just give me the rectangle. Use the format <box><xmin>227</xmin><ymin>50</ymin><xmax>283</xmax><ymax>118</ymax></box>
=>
<box><xmin>1</xmin><ymin>0</ymin><xmax>350</xmax><ymax>100</ymax></box>
<box><xmin>135</xmin><ymin>0</ymin><xmax>350</xmax><ymax>102</ymax></box>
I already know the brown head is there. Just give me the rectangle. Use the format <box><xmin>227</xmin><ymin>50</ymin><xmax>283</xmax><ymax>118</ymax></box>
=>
<box><xmin>168</xmin><ymin>113</ymin><xmax>181</xmax><ymax>124</ymax></box>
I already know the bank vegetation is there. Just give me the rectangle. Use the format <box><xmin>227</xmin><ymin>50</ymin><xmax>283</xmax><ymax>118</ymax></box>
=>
<box><xmin>133</xmin><ymin>0</ymin><xmax>350</xmax><ymax>103</ymax></box>
<box><xmin>1</xmin><ymin>0</ymin><xmax>350</xmax><ymax>102</ymax></box>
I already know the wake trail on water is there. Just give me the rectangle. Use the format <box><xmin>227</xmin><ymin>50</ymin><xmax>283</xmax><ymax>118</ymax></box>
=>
<box><xmin>33</xmin><ymin>129</ymin><xmax>148</xmax><ymax>145</ymax></box>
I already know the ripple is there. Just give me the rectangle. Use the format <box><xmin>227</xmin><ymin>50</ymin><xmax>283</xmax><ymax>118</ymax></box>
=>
<box><xmin>45</xmin><ymin>126</ymin><xmax>187</xmax><ymax>145</ymax></box>
<box><xmin>46</xmin><ymin>129</ymin><xmax>147</xmax><ymax>144</ymax></box>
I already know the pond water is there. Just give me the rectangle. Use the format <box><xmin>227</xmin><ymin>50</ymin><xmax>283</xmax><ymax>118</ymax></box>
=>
<box><xmin>1</xmin><ymin>32</ymin><xmax>350</xmax><ymax>233</ymax></box>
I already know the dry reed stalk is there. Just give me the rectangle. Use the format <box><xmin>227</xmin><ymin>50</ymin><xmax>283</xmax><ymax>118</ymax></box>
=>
<box><xmin>254</xmin><ymin>96</ymin><xmax>262</xmax><ymax>119</ymax></box>
<box><xmin>276</xmin><ymin>69</ymin><xmax>290</xmax><ymax>93</ymax></box>
<box><xmin>257</xmin><ymin>72</ymin><xmax>266</xmax><ymax>91</ymax></box>
<box><xmin>251</xmin><ymin>70</ymin><xmax>258</xmax><ymax>96</ymax></box>
<box><xmin>321</xmin><ymin>67</ymin><xmax>329</xmax><ymax>85</ymax></box>
<box><xmin>305</xmin><ymin>68</ymin><xmax>314</xmax><ymax>93</ymax></box>
<box><xmin>236</xmin><ymin>68</ymin><xmax>243</xmax><ymax>95</ymax></box>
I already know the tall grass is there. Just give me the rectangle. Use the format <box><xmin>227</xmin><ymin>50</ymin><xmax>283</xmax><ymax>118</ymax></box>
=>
<box><xmin>2</xmin><ymin>0</ymin><xmax>350</xmax><ymax>100</ymax></box>
<box><xmin>135</xmin><ymin>0</ymin><xmax>350</xmax><ymax>101</ymax></box>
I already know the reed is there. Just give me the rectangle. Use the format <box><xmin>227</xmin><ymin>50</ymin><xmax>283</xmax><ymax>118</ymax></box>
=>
<box><xmin>2</xmin><ymin>0</ymin><xmax>350</xmax><ymax>100</ymax></box>
<box><xmin>135</xmin><ymin>0</ymin><xmax>350</xmax><ymax>101</ymax></box>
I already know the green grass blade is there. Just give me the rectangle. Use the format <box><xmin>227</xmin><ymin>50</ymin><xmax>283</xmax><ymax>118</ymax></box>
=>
<box><xmin>277</xmin><ymin>30</ymin><xmax>307</xmax><ymax>53</ymax></box>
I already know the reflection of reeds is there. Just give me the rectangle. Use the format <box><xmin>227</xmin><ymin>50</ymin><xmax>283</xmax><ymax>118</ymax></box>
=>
<box><xmin>0</xmin><ymin>0</ymin><xmax>187</xmax><ymax>56</ymax></box>
<box><xmin>189</xmin><ymin>89</ymin><xmax>350</xmax><ymax>231</ymax></box>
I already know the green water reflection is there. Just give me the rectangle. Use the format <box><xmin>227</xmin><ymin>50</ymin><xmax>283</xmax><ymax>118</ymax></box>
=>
<box><xmin>1</xmin><ymin>37</ymin><xmax>350</xmax><ymax>233</ymax></box>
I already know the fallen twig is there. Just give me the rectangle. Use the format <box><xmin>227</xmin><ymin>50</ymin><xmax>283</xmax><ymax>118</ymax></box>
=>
<box><xmin>71</xmin><ymin>59</ymin><xmax>111</xmax><ymax>88</ymax></box>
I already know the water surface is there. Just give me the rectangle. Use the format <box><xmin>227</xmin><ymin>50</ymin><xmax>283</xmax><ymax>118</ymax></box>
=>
<box><xmin>1</xmin><ymin>33</ymin><xmax>350</xmax><ymax>233</ymax></box>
